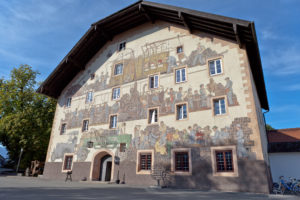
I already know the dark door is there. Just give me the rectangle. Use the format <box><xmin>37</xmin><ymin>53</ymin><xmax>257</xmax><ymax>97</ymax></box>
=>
<box><xmin>105</xmin><ymin>161</ymin><xmax>112</xmax><ymax>181</ymax></box>
<box><xmin>99</xmin><ymin>155</ymin><xmax>112</xmax><ymax>181</ymax></box>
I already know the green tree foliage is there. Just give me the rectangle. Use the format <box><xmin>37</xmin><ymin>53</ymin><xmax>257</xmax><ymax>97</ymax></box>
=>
<box><xmin>266</xmin><ymin>124</ymin><xmax>275</xmax><ymax>131</ymax></box>
<box><xmin>0</xmin><ymin>65</ymin><xmax>56</xmax><ymax>169</ymax></box>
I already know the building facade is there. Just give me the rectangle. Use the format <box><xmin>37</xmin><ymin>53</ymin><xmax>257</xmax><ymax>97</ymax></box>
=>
<box><xmin>268</xmin><ymin>128</ymin><xmax>300</xmax><ymax>182</ymax></box>
<box><xmin>38</xmin><ymin>1</ymin><xmax>270</xmax><ymax>193</ymax></box>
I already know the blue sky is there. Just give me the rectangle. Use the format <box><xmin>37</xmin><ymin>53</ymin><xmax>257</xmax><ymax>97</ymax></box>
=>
<box><xmin>0</xmin><ymin>0</ymin><xmax>299</xmax><ymax>129</ymax></box>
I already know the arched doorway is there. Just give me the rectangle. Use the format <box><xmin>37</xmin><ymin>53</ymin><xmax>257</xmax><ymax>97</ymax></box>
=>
<box><xmin>90</xmin><ymin>150</ymin><xmax>114</xmax><ymax>181</ymax></box>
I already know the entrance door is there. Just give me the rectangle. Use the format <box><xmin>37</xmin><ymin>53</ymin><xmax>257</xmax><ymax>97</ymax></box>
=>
<box><xmin>99</xmin><ymin>155</ymin><xmax>112</xmax><ymax>181</ymax></box>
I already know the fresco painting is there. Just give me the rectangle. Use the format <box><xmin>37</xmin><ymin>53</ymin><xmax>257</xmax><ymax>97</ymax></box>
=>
<box><xmin>61</xmin><ymin>76</ymin><xmax>238</xmax><ymax>130</ymax></box>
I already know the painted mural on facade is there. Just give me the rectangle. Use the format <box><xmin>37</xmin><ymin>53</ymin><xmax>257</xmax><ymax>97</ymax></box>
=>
<box><xmin>51</xmin><ymin>117</ymin><xmax>255</xmax><ymax>162</ymax></box>
<box><xmin>61</xmin><ymin>76</ymin><xmax>238</xmax><ymax>129</ymax></box>
<box><xmin>64</xmin><ymin>34</ymin><xmax>227</xmax><ymax>98</ymax></box>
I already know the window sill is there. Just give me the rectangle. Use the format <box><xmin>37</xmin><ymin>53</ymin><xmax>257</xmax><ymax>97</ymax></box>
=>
<box><xmin>136</xmin><ymin>170</ymin><xmax>151</xmax><ymax>175</ymax></box>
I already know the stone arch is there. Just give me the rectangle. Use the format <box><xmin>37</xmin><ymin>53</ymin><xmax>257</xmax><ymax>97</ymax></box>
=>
<box><xmin>90</xmin><ymin>149</ymin><xmax>115</xmax><ymax>181</ymax></box>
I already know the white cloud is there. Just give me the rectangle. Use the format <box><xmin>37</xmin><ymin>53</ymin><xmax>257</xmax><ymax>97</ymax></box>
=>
<box><xmin>263</xmin><ymin>45</ymin><xmax>300</xmax><ymax>76</ymax></box>
<box><xmin>271</xmin><ymin>104</ymin><xmax>300</xmax><ymax>113</ymax></box>
<box><xmin>285</xmin><ymin>84</ymin><xmax>300</xmax><ymax>91</ymax></box>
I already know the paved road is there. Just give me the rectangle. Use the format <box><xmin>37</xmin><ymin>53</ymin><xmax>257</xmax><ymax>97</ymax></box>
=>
<box><xmin>0</xmin><ymin>176</ymin><xmax>298</xmax><ymax>200</ymax></box>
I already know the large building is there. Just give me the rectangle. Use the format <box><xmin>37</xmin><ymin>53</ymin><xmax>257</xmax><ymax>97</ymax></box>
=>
<box><xmin>38</xmin><ymin>1</ymin><xmax>271</xmax><ymax>193</ymax></box>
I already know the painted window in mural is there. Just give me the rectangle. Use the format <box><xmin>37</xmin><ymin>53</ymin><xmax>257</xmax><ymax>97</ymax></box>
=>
<box><xmin>109</xmin><ymin>115</ymin><xmax>118</xmax><ymax>129</ymax></box>
<box><xmin>175</xmin><ymin>68</ymin><xmax>186</xmax><ymax>83</ymax></box>
<box><xmin>82</xmin><ymin>120</ymin><xmax>89</xmax><ymax>132</ymax></box>
<box><xmin>118</xmin><ymin>41</ymin><xmax>126</xmax><ymax>51</ymax></box>
<box><xmin>215</xmin><ymin>150</ymin><xmax>233</xmax><ymax>172</ymax></box>
<box><xmin>213</xmin><ymin>98</ymin><xmax>226</xmax><ymax>115</ymax></box>
<box><xmin>60</xmin><ymin>123</ymin><xmax>67</xmax><ymax>135</ymax></box>
<box><xmin>148</xmin><ymin>108</ymin><xmax>158</xmax><ymax>124</ymax></box>
<box><xmin>209</xmin><ymin>59</ymin><xmax>222</xmax><ymax>76</ymax></box>
<box><xmin>119</xmin><ymin>143</ymin><xmax>126</xmax><ymax>152</ymax></box>
<box><xmin>112</xmin><ymin>87</ymin><xmax>121</xmax><ymax>100</ymax></box>
<box><xmin>86</xmin><ymin>91</ymin><xmax>93</xmax><ymax>103</ymax></box>
<box><xmin>149</xmin><ymin>74</ymin><xmax>159</xmax><ymax>89</ymax></box>
<box><xmin>66</xmin><ymin>97</ymin><xmax>72</xmax><ymax>108</ymax></box>
<box><xmin>63</xmin><ymin>155</ymin><xmax>73</xmax><ymax>170</ymax></box>
<box><xmin>140</xmin><ymin>153</ymin><xmax>152</xmax><ymax>170</ymax></box>
<box><xmin>175</xmin><ymin>152</ymin><xmax>189</xmax><ymax>172</ymax></box>
<box><xmin>114</xmin><ymin>63</ymin><xmax>123</xmax><ymax>75</ymax></box>
<box><xmin>176</xmin><ymin>103</ymin><xmax>187</xmax><ymax>120</ymax></box>
<box><xmin>177</xmin><ymin>46</ymin><xmax>183</xmax><ymax>53</ymax></box>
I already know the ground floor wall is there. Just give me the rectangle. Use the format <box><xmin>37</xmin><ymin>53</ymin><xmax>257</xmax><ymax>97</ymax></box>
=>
<box><xmin>43</xmin><ymin>148</ymin><xmax>270</xmax><ymax>193</ymax></box>
<box><xmin>269</xmin><ymin>152</ymin><xmax>300</xmax><ymax>182</ymax></box>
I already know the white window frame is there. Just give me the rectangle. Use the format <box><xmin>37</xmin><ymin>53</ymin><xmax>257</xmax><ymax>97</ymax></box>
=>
<box><xmin>109</xmin><ymin>115</ymin><xmax>118</xmax><ymax>129</ymax></box>
<box><xmin>148</xmin><ymin>108</ymin><xmax>158</xmax><ymax>124</ymax></box>
<box><xmin>136</xmin><ymin>149</ymin><xmax>154</xmax><ymax>175</ymax></box>
<box><xmin>213</xmin><ymin>98</ymin><xmax>226</xmax><ymax>115</ymax></box>
<box><xmin>112</xmin><ymin>87</ymin><xmax>121</xmax><ymax>100</ymax></box>
<box><xmin>209</xmin><ymin>59</ymin><xmax>223</xmax><ymax>76</ymax></box>
<box><xmin>66</xmin><ymin>97</ymin><xmax>72</xmax><ymax>108</ymax></box>
<box><xmin>86</xmin><ymin>91</ymin><xmax>93</xmax><ymax>103</ymax></box>
<box><xmin>82</xmin><ymin>119</ymin><xmax>89</xmax><ymax>132</ymax></box>
<box><xmin>149</xmin><ymin>74</ymin><xmax>159</xmax><ymax>89</ymax></box>
<box><xmin>114</xmin><ymin>63</ymin><xmax>123</xmax><ymax>75</ymax></box>
<box><xmin>175</xmin><ymin>68</ymin><xmax>187</xmax><ymax>83</ymax></box>
<box><xmin>176</xmin><ymin>103</ymin><xmax>188</xmax><ymax>120</ymax></box>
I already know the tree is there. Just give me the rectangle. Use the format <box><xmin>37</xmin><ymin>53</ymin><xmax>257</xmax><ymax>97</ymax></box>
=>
<box><xmin>266</xmin><ymin>124</ymin><xmax>275</xmax><ymax>131</ymax></box>
<box><xmin>0</xmin><ymin>65</ymin><xmax>56</xmax><ymax>169</ymax></box>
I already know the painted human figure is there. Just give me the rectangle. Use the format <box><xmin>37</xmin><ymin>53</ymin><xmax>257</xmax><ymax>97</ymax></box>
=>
<box><xmin>167</xmin><ymin>88</ymin><xmax>175</xmax><ymax>112</ymax></box>
<box><xmin>176</xmin><ymin>87</ymin><xmax>184</xmax><ymax>102</ymax></box>
<box><xmin>190</xmin><ymin>43</ymin><xmax>206</xmax><ymax>66</ymax></box>
<box><xmin>188</xmin><ymin>126</ymin><xmax>196</xmax><ymax>144</ymax></box>
<box><xmin>195</xmin><ymin>127</ymin><xmax>205</xmax><ymax>145</ymax></box>
<box><xmin>193</xmin><ymin>90</ymin><xmax>200</xmax><ymax>110</ymax></box>
<box><xmin>236</xmin><ymin>124</ymin><xmax>248</xmax><ymax>157</ymax></box>
<box><xmin>199</xmin><ymin>84</ymin><xmax>208</xmax><ymax>108</ymax></box>
<box><xmin>185</xmin><ymin>88</ymin><xmax>194</xmax><ymax>111</ymax></box>
<box><xmin>211</xmin><ymin>126</ymin><xmax>222</xmax><ymax>144</ymax></box>
<box><xmin>225</xmin><ymin>77</ymin><xmax>234</xmax><ymax>105</ymax></box>
<box><xmin>166</xmin><ymin>56</ymin><xmax>177</xmax><ymax>73</ymax></box>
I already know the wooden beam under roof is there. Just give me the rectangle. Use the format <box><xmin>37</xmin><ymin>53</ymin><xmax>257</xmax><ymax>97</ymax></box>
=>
<box><xmin>139</xmin><ymin>4</ymin><xmax>155</xmax><ymax>23</ymax></box>
<box><xmin>233</xmin><ymin>24</ymin><xmax>242</xmax><ymax>48</ymax></box>
<box><xmin>178</xmin><ymin>11</ymin><xmax>192</xmax><ymax>34</ymax></box>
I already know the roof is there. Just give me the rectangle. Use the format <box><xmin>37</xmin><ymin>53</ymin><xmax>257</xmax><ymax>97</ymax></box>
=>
<box><xmin>268</xmin><ymin>128</ymin><xmax>300</xmax><ymax>143</ymax></box>
<box><xmin>268</xmin><ymin>128</ymin><xmax>300</xmax><ymax>153</ymax></box>
<box><xmin>37</xmin><ymin>0</ymin><xmax>269</xmax><ymax>110</ymax></box>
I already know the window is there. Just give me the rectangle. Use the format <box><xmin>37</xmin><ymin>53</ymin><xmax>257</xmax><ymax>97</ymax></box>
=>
<box><xmin>213</xmin><ymin>98</ymin><xmax>226</xmax><ymax>115</ymax></box>
<box><xmin>140</xmin><ymin>153</ymin><xmax>152</xmax><ymax>170</ymax></box>
<box><xmin>148</xmin><ymin>108</ymin><xmax>158</xmax><ymax>124</ymax></box>
<box><xmin>114</xmin><ymin>63</ymin><xmax>123</xmax><ymax>75</ymax></box>
<box><xmin>175</xmin><ymin>68</ymin><xmax>186</xmax><ymax>83</ymax></box>
<box><xmin>82</xmin><ymin>120</ymin><xmax>89</xmax><ymax>132</ymax></box>
<box><xmin>60</xmin><ymin>123</ymin><xmax>67</xmax><ymax>135</ymax></box>
<box><xmin>215</xmin><ymin>150</ymin><xmax>234</xmax><ymax>172</ymax></box>
<box><xmin>90</xmin><ymin>73</ymin><xmax>95</xmax><ymax>80</ymax></box>
<box><xmin>176</xmin><ymin>103</ymin><xmax>187</xmax><ymax>120</ymax></box>
<box><xmin>66</xmin><ymin>97</ymin><xmax>72</xmax><ymax>107</ymax></box>
<box><xmin>63</xmin><ymin>155</ymin><xmax>73</xmax><ymax>171</ymax></box>
<box><xmin>119</xmin><ymin>42</ymin><xmax>126</xmax><ymax>51</ymax></box>
<box><xmin>86</xmin><ymin>91</ymin><xmax>93</xmax><ymax>103</ymax></box>
<box><xmin>175</xmin><ymin>152</ymin><xmax>189</xmax><ymax>172</ymax></box>
<box><xmin>210</xmin><ymin>146</ymin><xmax>238</xmax><ymax>177</ymax></box>
<box><xmin>120</xmin><ymin>143</ymin><xmax>126</xmax><ymax>152</ymax></box>
<box><xmin>209</xmin><ymin>59</ymin><xmax>222</xmax><ymax>75</ymax></box>
<box><xmin>112</xmin><ymin>87</ymin><xmax>120</xmax><ymax>100</ymax></box>
<box><xmin>149</xmin><ymin>75</ymin><xmax>159</xmax><ymax>89</ymax></box>
<box><xmin>177</xmin><ymin>46</ymin><xmax>183</xmax><ymax>53</ymax></box>
<box><xmin>109</xmin><ymin>115</ymin><xmax>118</xmax><ymax>129</ymax></box>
